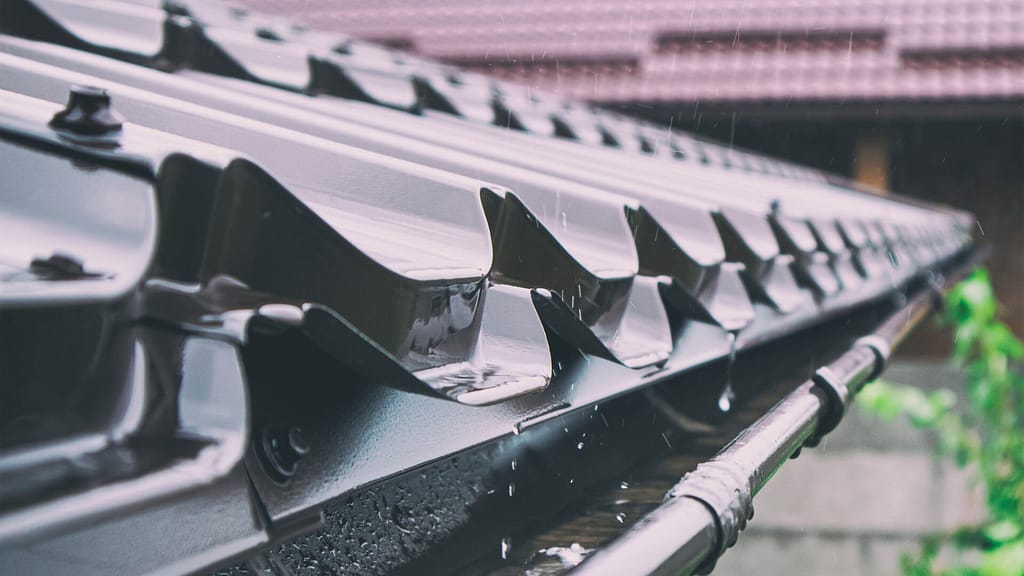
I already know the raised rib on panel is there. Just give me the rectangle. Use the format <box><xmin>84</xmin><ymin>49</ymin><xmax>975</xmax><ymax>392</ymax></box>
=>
<box><xmin>483</xmin><ymin>188</ymin><xmax>673</xmax><ymax>368</ymax></box>
<box><xmin>0</xmin><ymin>53</ymin><xmax>555</xmax><ymax>405</ymax></box>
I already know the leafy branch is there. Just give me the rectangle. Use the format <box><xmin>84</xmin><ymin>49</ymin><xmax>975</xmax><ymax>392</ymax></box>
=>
<box><xmin>857</xmin><ymin>269</ymin><xmax>1024</xmax><ymax>576</ymax></box>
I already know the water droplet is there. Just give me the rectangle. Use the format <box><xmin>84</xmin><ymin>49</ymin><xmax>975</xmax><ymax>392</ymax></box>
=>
<box><xmin>718</xmin><ymin>390</ymin><xmax>734</xmax><ymax>412</ymax></box>
<box><xmin>569</xmin><ymin>478</ymin><xmax>575</xmax><ymax>484</ymax></box>
<box><xmin>577</xmin><ymin>442</ymin><xmax>585</xmax><ymax>450</ymax></box>
<box><xmin>500</xmin><ymin>537</ymin><xmax>511</xmax><ymax>560</ymax></box>
<box><xmin>615</xmin><ymin>512</ymin><xmax>626</xmax><ymax>524</ymax></box>
<box><xmin>511</xmin><ymin>459</ymin><xmax>517</xmax><ymax>471</ymax></box>
<box><xmin>512</xmin><ymin>423</ymin><xmax>522</xmax><ymax>435</ymax></box>
<box><xmin>508</xmin><ymin>482</ymin><xmax>516</xmax><ymax>497</ymax></box>
<box><xmin>719</xmin><ymin>332</ymin><xmax>738</xmax><ymax>413</ymax></box>
<box><xmin>619</xmin><ymin>481</ymin><xmax>630</xmax><ymax>490</ymax></box>
<box><xmin>538</xmin><ymin>543</ymin><xmax>591</xmax><ymax>567</ymax></box>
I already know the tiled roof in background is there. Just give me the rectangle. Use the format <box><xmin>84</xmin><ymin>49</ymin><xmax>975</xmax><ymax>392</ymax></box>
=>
<box><xmin>238</xmin><ymin>0</ymin><xmax>1024</xmax><ymax>104</ymax></box>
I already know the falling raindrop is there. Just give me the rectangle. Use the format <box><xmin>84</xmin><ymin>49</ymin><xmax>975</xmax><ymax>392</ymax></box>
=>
<box><xmin>619</xmin><ymin>481</ymin><xmax>630</xmax><ymax>490</ymax></box>
<box><xmin>577</xmin><ymin>442</ymin><xmax>585</xmax><ymax>450</ymax></box>
<box><xmin>615</xmin><ymin>512</ymin><xmax>626</xmax><ymax>524</ymax></box>
<box><xmin>718</xmin><ymin>390</ymin><xmax>734</xmax><ymax>412</ymax></box>
<box><xmin>511</xmin><ymin>459</ymin><xmax>517</xmax><ymax>471</ymax></box>
<box><xmin>500</xmin><ymin>537</ymin><xmax>511</xmax><ymax>560</ymax></box>
<box><xmin>508</xmin><ymin>482</ymin><xmax>516</xmax><ymax>497</ymax></box>
<box><xmin>718</xmin><ymin>332</ymin><xmax>738</xmax><ymax>414</ymax></box>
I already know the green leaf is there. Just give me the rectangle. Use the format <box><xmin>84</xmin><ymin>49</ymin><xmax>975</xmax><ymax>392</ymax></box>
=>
<box><xmin>857</xmin><ymin>380</ymin><xmax>903</xmax><ymax>420</ymax></box>
<box><xmin>979</xmin><ymin>541</ymin><xmax>1024</xmax><ymax>576</ymax></box>
<box><xmin>861</xmin><ymin>268</ymin><xmax>1024</xmax><ymax>576</ymax></box>
<box><xmin>985</xmin><ymin>520</ymin><xmax>1023</xmax><ymax>544</ymax></box>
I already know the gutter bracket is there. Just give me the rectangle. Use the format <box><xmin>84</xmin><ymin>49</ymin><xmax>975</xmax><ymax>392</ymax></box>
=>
<box><xmin>807</xmin><ymin>365</ymin><xmax>849</xmax><ymax>446</ymax></box>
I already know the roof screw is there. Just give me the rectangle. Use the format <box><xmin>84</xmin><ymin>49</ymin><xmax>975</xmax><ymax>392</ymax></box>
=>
<box><xmin>257</xmin><ymin>426</ymin><xmax>310</xmax><ymax>483</ymax></box>
<box><xmin>162</xmin><ymin>0</ymin><xmax>190</xmax><ymax>17</ymax></box>
<box><xmin>49</xmin><ymin>85</ymin><xmax>124</xmax><ymax>136</ymax></box>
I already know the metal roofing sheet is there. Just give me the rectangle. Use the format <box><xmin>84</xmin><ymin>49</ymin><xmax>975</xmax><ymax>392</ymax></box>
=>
<box><xmin>0</xmin><ymin>1</ymin><xmax>981</xmax><ymax>573</ymax></box>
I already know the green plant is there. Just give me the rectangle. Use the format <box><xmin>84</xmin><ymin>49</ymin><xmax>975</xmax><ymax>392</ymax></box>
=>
<box><xmin>857</xmin><ymin>268</ymin><xmax>1024</xmax><ymax>576</ymax></box>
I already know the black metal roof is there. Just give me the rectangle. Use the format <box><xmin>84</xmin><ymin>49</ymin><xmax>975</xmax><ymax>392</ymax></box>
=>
<box><xmin>0</xmin><ymin>1</ymin><xmax>981</xmax><ymax>575</ymax></box>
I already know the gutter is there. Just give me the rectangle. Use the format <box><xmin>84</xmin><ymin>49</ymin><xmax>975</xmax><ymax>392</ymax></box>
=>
<box><xmin>571</xmin><ymin>250</ymin><xmax>985</xmax><ymax>576</ymax></box>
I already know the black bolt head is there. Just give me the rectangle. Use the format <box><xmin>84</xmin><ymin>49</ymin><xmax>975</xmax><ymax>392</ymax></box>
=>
<box><xmin>287</xmin><ymin>427</ymin><xmax>310</xmax><ymax>456</ymax></box>
<box><xmin>49</xmin><ymin>85</ymin><xmax>124</xmax><ymax>136</ymax></box>
<box><xmin>30</xmin><ymin>252</ymin><xmax>86</xmax><ymax>279</ymax></box>
<box><xmin>257</xmin><ymin>426</ymin><xmax>311</xmax><ymax>483</ymax></box>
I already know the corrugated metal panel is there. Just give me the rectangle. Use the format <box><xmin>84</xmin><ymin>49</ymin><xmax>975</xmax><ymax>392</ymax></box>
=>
<box><xmin>0</xmin><ymin>1</ymin><xmax>980</xmax><ymax>574</ymax></box>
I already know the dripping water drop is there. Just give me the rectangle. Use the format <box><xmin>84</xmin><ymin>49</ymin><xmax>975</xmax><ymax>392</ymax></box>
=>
<box><xmin>719</xmin><ymin>332</ymin><xmax>738</xmax><ymax>414</ymax></box>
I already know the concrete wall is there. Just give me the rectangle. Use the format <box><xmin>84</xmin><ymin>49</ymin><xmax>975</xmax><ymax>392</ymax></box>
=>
<box><xmin>715</xmin><ymin>360</ymin><xmax>986</xmax><ymax>576</ymax></box>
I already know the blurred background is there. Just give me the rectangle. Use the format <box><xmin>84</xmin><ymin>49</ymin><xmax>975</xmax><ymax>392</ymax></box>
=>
<box><xmin>240</xmin><ymin>1</ymin><xmax>1022</xmax><ymax>573</ymax></box>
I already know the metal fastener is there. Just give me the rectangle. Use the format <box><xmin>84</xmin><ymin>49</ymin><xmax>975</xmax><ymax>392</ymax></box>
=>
<box><xmin>257</xmin><ymin>426</ymin><xmax>311</xmax><ymax>483</ymax></box>
<box><xmin>49</xmin><ymin>85</ymin><xmax>124</xmax><ymax>136</ymax></box>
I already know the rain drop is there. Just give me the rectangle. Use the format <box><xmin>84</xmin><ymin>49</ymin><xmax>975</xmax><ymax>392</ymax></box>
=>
<box><xmin>719</xmin><ymin>332</ymin><xmax>738</xmax><ymax>413</ymax></box>
<box><xmin>718</xmin><ymin>391</ymin><xmax>733</xmax><ymax>412</ymax></box>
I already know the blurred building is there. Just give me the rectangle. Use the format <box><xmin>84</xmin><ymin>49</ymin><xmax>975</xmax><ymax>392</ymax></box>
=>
<box><xmin>241</xmin><ymin>0</ymin><xmax>1024</xmax><ymax>342</ymax></box>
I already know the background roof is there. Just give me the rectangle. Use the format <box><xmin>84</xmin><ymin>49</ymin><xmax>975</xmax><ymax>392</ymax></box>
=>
<box><xmin>239</xmin><ymin>0</ymin><xmax>1024</xmax><ymax>106</ymax></box>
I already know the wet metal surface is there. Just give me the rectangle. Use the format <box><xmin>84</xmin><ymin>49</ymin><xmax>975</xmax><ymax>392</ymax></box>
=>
<box><xmin>0</xmin><ymin>1</ymin><xmax>983</xmax><ymax>574</ymax></box>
